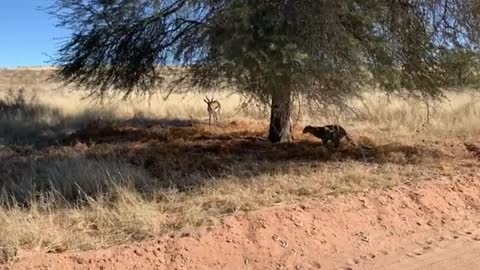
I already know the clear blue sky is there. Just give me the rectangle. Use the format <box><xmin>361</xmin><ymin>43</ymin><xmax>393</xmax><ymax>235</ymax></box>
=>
<box><xmin>0</xmin><ymin>0</ymin><xmax>69</xmax><ymax>68</ymax></box>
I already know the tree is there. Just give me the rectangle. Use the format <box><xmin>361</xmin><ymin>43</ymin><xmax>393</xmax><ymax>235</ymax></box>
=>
<box><xmin>51</xmin><ymin>0</ymin><xmax>480</xmax><ymax>142</ymax></box>
<box><xmin>438</xmin><ymin>48</ymin><xmax>480</xmax><ymax>88</ymax></box>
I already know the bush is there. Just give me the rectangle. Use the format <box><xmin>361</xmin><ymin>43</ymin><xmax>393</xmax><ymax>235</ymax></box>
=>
<box><xmin>0</xmin><ymin>88</ymin><xmax>64</xmax><ymax>146</ymax></box>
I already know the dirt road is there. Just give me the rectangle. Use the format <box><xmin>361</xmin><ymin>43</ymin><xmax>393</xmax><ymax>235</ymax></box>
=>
<box><xmin>359</xmin><ymin>236</ymin><xmax>480</xmax><ymax>270</ymax></box>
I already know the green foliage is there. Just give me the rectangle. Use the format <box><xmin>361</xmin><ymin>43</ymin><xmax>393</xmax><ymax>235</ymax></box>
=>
<box><xmin>50</xmin><ymin>0</ymin><xmax>480</xmax><ymax>141</ymax></box>
<box><xmin>51</xmin><ymin>0</ymin><xmax>480</xmax><ymax>96</ymax></box>
<box><xmin>438</xmin><ymin>48</ymin><xmax>480</xmax><ymax>88</ymax></box>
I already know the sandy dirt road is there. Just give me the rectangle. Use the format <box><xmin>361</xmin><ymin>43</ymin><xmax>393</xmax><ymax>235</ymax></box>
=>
<box><xmin>358</xmin><ymin>233</ymin><xmax>480</xmax><ymax>270</ymax></box>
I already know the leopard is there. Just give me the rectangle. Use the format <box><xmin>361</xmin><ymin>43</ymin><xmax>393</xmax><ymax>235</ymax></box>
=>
<box><xmin>303</xmin><ymin>125</ymin><xmax>354</xmax><ymax>147</ymax></box>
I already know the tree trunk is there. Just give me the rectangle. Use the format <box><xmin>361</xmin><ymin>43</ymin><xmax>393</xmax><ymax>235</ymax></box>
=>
<box><xmin>267</xmin><ymin>0</ymin><xmax>295</xmax><ymax>143</ymax></box>
<box><xmin>268</xmin><ymin>88</ymin><xmax>292</xmax><ymax>143</ymax></box>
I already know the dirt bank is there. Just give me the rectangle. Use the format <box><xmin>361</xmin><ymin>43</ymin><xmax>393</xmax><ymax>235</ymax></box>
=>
<box><xmin>3</xmin><ymin>163</ymin><xmax>480</xmax><ymax>270</ymax></box>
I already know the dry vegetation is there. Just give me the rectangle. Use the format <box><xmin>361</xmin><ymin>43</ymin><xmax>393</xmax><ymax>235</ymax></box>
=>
<box><xmin>0</xmin><ymin>68</ymin><xmax>479</xmax><ymax>254</ymax></box>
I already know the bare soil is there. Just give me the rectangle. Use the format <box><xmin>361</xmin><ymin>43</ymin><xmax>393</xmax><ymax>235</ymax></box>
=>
<box><xmin>3</xmin><ymin>160</ymin><xmax>480</xmax><ymax>270</ymax></box>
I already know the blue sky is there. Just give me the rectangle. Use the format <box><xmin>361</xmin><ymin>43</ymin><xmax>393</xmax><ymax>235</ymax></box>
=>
<box><xmin>0</xmin><ymin>0</ymin><xmax>68</xmax><ymax>68</ymax></box>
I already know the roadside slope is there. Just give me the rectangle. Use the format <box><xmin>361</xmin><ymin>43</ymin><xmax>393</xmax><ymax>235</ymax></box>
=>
<box><xmin>3</xmin><ymin>164</ymin><xmax>480</xmax><ymax>270</ymax></box>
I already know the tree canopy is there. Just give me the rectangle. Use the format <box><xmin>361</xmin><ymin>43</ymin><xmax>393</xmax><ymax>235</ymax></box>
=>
<box><xmin>51</xmin><ymin>0</ymin><xmax>480</xmax><ymax>142</ymax></box>
<box><xmin>438</xmin><ymin>48</ymin><xmax>480</xmax><ymax>88</ymax></box>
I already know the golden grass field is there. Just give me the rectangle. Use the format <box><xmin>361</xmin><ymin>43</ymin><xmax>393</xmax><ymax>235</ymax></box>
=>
<box><xmin>0</xmin><ymin>68</ymin><xmax>479</xmax><ymax>254</ymax></box>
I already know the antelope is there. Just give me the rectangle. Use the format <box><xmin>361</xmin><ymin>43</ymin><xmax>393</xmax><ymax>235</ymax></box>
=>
<box><xmin>204</xmin><ymin>96</ymin><xmax>221</xmax><ymax>125</ymax></box>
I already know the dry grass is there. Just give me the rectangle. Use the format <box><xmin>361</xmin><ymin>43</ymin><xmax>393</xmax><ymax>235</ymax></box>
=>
<box><xmin>0</xmin><ymin>68</ymin><xmax>479</xmax><ymax>252</ymax></box>
<box><xmin>0</xmin><ymin>160</ymin><xmax>436</xmax><ymax>252</ymax></box>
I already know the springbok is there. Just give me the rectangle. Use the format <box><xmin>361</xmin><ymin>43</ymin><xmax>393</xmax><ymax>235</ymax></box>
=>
<box><xmin>204</xmin><ymin>96</ymin><xmax>221</xmax><ymax>126</ymax></box>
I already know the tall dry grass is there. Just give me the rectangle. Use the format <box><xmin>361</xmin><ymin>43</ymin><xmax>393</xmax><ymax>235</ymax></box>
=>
<box><xmin>1</xmin><ymin>68</ymin><xmax>479</xmax><ymax>139</ymax></box>
<box><xmin>0</xmin><ymin>161</ymin><xmax>421</xmax><ymax>252</ymax></box>
<box><xmin>0</xmin><ymin>68</ymin><xmax>478</xmax><ymax>253</ymax></box>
